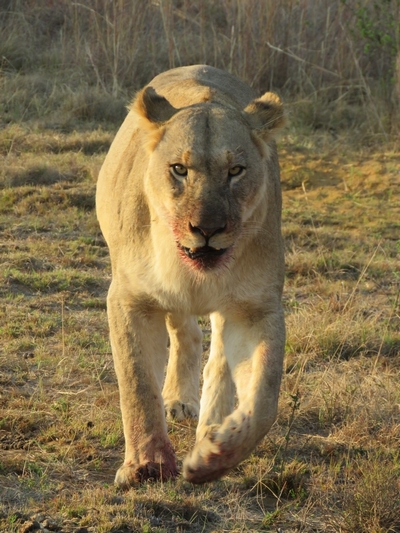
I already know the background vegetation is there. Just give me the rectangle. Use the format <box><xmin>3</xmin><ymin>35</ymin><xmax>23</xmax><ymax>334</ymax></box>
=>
<box><xmin>1</xmin><ymin>0</ymin><xmax>400</xmax><ymax>138</ymax></box>
<box><xmin>0</xmin><ymin>1</ymin><xmax>399</xmax><ymax>532</ymax></box>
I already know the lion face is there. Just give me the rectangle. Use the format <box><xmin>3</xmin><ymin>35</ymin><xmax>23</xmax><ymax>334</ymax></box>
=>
<box><xmin>134</xmin><ymin>87</ymin><xmax>284</xmax><ymax>271</ymax></box>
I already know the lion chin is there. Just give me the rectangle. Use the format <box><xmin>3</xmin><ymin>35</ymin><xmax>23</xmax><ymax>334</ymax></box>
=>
<box><xmin>96</xmin><ymin>64</ymin><xmax>286</xmax><ymax>487</ymax></box>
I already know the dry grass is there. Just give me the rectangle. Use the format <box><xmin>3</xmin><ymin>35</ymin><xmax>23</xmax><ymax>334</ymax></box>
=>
<box><xmin>0</xmin><ymin>122</ymin><xmax>399</xmax><ymax>532</ymax></box>
<box><xmin>0</xmin><ymin>1</ymin><xmax>399</xmax><ymax>531</ymax></box>
<box><xmin>1</xmin><ymin>0</ymin><xmax>400</xmax><ymax>138</ymax></box>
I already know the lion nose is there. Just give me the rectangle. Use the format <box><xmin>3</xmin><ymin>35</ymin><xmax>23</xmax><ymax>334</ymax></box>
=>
<box><xmin>189</xmin><ymin>222</ymin><xmax>226</xmax><ymax>239</ymax></box>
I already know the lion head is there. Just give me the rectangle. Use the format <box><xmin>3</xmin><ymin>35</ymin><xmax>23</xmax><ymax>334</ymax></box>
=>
<box><xmin>131</xmin><ymin>84</ymin><xmax>285</xmax><ymax>272</ymax></box>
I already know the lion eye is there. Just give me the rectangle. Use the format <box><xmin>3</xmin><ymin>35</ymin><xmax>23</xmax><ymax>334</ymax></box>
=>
<box><xmin>228</xmin><ymin>166</ymin><xmax>245</xmax><ymax>179</ymax></box>
<box><xmin>170</xmin><ymin>164</ymin><xmax>188</xmax><ymax>180</ymax></box>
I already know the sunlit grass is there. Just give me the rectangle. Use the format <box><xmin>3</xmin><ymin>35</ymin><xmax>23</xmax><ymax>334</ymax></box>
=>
<box><xmin>0</xmin><ymin>122</ymin><xmax>398</xmax><ymax>531</ymax></box>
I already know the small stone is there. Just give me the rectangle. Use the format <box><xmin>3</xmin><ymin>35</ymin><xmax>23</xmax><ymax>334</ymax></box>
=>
<box><xmin>19</xmin><ymin>520</ymin><xmax>40</xmax><ymax>533</ymax></box>
<box><xmin>41</xmin><ymin>519</ymin><xmax>58</xmax><ymax>531</ymax></box>
<box><xmin>32</xmin><ymin>514</ymin><xmax>45</xmax><ymax>522</ymax></box>
<box><xmin>110</xmin><ymin>495</ymin><xmax>124</xmax><ymax>505</ymax></box>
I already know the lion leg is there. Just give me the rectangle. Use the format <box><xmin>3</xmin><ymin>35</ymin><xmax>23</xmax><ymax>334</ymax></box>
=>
<box><xmin>163</xmin><ymin>313</ymin><xmax>203</xmax><ymax>422</ymax></box>
<box><xmin>195</xmin><ymin>315</ymin><xmax>236</xmax><ymax>438</ymax></box>
<box><xmin>183</xmin><ymin>308</ymin><xmax>285</xmax><ymax>484</ymax></box>
<box><xmin>107</xmin><ymin>282</ymin><xmax>178</xmax><ymax>489</ymax></box>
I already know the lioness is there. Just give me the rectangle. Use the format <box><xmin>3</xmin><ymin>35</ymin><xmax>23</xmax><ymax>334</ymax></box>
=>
<box><xmin>96</xmin><ymin>65</ymin><xmax>286</xmax><ymax>487</ymax></box>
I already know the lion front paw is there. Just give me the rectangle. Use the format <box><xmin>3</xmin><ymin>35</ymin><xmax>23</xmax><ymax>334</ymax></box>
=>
<box><xmin>182</xmin><ymin>424</ymin><xmax>242</xmax><ymax>484</ymax></box>
<box><xmin>183</xmin><ymin>441</ymin><xmax>233</xmax><ymax>484</ymax></box>
<box><xmin>164</xmin><ymin>399</ymin><xmax>199</xmax><ymax>422</ymax></box>
<box><xmin>115</xmin><ymin>460</ymin><xmax>178</xmax><ymax>489</ymax></box>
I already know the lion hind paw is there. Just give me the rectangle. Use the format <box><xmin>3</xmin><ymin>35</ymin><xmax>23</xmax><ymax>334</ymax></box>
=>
<box><xmin>164</xmin><ymin>399</ymin><xmax>199</xmax><ymax>422</ymax></box>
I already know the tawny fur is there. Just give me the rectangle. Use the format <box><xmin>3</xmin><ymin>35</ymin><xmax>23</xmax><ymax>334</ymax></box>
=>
<box><xmin>96</xmin><ymin>65</ymin><xmax>286</xmax><ymax>487</ymax></box>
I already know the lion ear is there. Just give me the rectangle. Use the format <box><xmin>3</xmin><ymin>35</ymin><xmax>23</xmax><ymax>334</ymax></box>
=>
<box><xmin>243</xmin><ymin>92</ymin><xmax>285</xmax><ymax>140</ymax></box>
<box><xmin>131</xmin><ymin>86</ymin><xmax>178</xmax><ymax>127</ymax></box>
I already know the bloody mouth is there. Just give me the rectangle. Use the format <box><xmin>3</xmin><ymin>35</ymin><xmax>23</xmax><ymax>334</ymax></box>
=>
<box><xmin>178</xmin><ymin>244</ymin><xmax>230</xmax><ymax>269</ymax></box>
